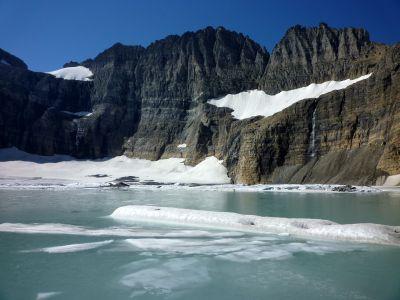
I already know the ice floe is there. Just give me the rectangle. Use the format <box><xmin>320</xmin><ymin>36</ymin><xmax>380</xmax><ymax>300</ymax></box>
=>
<box><xmin>208</xmin><ymin>74</ymin><xmax>372</xmax><ymax>120</ymax></box>
<box><xmin>23</xmin><ymin>240</ymin><xmax>113</xmax><ymax>253</ymax></box>
<box><xmin>47</xmin><ymin>66</ymin><xmax>93</xmax><ymax>81</ymax></box>
<box><xmin>36</xmin><ymin>292</ymin><xmax>62</xmax><ymax>300</ymax></box>
<box><xmin>0</xmin><ymin>222</ymin><xmax>242</xmax><ymax>238</ymax></box>
<box><xmin>111</xmin><ymin>206</ymin><xmax>400</xmax><ymax>246</ymax></box>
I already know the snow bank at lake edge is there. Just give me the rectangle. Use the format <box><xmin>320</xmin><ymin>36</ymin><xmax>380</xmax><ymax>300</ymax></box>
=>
<box><xmin>0</xmin><ymin>147</ymin><xmax>230</xmax><ymax>185</ymax></box>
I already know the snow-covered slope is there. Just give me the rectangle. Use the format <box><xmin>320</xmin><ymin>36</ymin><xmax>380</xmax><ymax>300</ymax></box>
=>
<box><xmin>0</xmin><ymin>148</ymin><xmax>230</xmax><ymax>185</ymax></box>
<box><xmin>208</xmin><ymin>74</ymin><xmax>372</xmax><ymax>120</ymax></box>
<box><xmin>111</xmin><ymin>205</ymin><xmax>400</xmax><ymax>246</ymax></box>
<box><xmin>47</xmin><ymin>66</ymin><xmax>93</xmax><ymax>81</ymax></box>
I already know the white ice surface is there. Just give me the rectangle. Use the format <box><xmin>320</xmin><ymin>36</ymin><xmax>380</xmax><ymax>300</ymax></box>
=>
<box><xmin>208</xmin><ymin>74</ymin><xmax>372</xmax><ymax>120</ymax></box>
<box><xmin>23</xmin><ymin>240</ymin><xmax>113</xmax><ymax>253</ymax></box>
<box><xmin>177</xmin><ymin>143</ymin><xmax>187</xmax><ymax>149</ymax></box>
<box><xmin>47</xmin><ymin>66</ymin><xmax>93</xmax><ymax>81</ymax></box>
<box><xmin>0</xmin><ymin>222</ymin><xmax>242</xmax><ymax>238</ymax></box>
<box><xmin>0</xmin><ymin>147</ymin><xmax>230</xmax><ymax>185</ymax></box>
<box><xmin>111</xmin><ymin>205</ymin><xmax>400</xmax><ymax>246</ymax></box>
<box><xmin>36</xmin><ymin>292</ymin><xmax>62</xmax><ymax>300</ymax></box>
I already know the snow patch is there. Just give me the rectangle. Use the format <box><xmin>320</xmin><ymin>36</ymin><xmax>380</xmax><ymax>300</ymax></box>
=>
<box><xmin>111</xmin><ymin>205</ymin><xmax>400</xmax><ymax>246</ymax></box>
<box><xmin>47</xmin><ymin>66</ymin><xmax>93</xmax><ymax>81</ymax></box>
<box><xmin>0</xmin><ymin>59</ymin><xmax>11</xmax><ymax>66</ymax></box>
<box><xmin>60</xmin><ymin>111</ymin><xmax>93</xmax><ymax>117</ymax></box>
<box><xmin>177</xmin><ymin>143</ymin><xmax>187</xmax><ymax>149</ymax></box>
<box><xmin>208</xmin><ymin>74</ymin><xmax>372</xmax><ymax>120</ymax></box>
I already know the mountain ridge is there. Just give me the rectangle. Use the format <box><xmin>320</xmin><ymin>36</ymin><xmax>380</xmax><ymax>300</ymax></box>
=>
<box><xmin>0</xmin><ymin>23</ymin><xmax>399</xmax><ymax>185</ymax></box>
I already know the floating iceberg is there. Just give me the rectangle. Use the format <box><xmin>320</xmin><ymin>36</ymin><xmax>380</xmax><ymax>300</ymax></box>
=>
<box><xmin>111</xmin><ymin>205</ymin><xmax>400</xmax><ymax>246</ymax></box>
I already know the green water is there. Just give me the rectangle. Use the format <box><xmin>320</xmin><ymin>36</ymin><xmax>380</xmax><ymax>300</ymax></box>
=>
<box><xmin>0</xmin><ymin>189</ymin><xmax>400</xmax><ymax>300</ymax></box>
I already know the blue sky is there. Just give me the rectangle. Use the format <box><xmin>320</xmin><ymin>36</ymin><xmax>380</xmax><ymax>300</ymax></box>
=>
<box><xmin>1</xmin><ymin>0</ymin><xmax>399</xmax><ymax>71</ymax></box>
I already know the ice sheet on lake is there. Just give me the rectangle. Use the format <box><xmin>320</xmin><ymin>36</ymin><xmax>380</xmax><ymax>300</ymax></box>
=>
<box><xmin>111</xmin><ymin>205</ymin><xmax>400</xmax><ymax>246</ymax></box>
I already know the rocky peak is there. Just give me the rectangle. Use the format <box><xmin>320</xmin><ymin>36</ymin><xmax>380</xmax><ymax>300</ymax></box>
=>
<box><xmin>0</xmin><ymin>48</ymin><xmax>28</xmax><ymax>69</ymax></box>
<box><xmin>260</xmin><ymin>23</ymin><xmax>373</xmax><ymax>93</ymax></box>
<box><xmin>137</xmin><ymin>26</ymin><xmax>269</xmax><ymax>101</ymax></box>
<box><xmin>63</xmin><ymin>61</ymin><xmax>80</xmax><ymax>68</ymax></box>
<box><xmin>271</xmin><ymin>23</ymin><xmax>370</xmax><ymax>65</ymax></box>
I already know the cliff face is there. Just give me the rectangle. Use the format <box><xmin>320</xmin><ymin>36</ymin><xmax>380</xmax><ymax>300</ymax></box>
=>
<box><xmin>260</xmin><ymin>23</ymin><xmax>375</xmax><ymax>93</ymax></box>
<box><xmin>122</xmin><ymin>27</ymin><xmax>268</xmax><ymax>160</ymax></box>
<box><xmin>223</xmin><ymin>27</ymin><xmax>400</xmax><ymax>185</ymax></box>
<box><xmin>0</xmin><ymin>24</ymin><xmax>399</xmax><ymax>185</ymax></box>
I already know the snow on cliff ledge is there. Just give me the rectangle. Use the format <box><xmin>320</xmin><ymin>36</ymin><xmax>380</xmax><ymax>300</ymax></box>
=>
<box><xmin>47</xmin><ymin>66</ymin><xmax>93</xmax><ymax>81</ymax></box>
<box><xmin>208</xmin><ymin>74</ymin><xmax>372</xmax><ymax>120</ymax></box>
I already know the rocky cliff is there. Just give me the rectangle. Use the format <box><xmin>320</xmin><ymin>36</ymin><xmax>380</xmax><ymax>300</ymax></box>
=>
<box><xmin>0</xmin><ymin>24</ymin><xmax>399</xmax><ymax>185</ymax></box>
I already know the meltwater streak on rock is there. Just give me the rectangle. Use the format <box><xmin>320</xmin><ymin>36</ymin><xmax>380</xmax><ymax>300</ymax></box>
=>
<box><xmin>308</xmin><ymin>106</ymin><xmax>317</xmax><ymax>158</ymax></box>
<box><xmin>110</xmin><ymin>206</ymin><xmax>400</xmax><ymax>246</ymax></box>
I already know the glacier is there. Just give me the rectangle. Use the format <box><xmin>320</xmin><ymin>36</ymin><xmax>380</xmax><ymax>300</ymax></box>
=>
<box><xmin>208</xmin><ymin>74</ymin><xmax>372</xmax><ymax>120</ymax></box>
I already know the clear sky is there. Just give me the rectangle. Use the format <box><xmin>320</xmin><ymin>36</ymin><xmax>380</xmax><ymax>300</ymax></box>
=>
<box><xmin>1</xmin><ymin>0</ymin><xmax>399</xmax><ymax>71</ymax></box>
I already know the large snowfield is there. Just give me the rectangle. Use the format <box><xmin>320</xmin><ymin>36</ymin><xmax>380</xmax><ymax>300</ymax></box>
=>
<box><xmin>208</xmin><ymin>74</ymin><xmax>372</xmax><ymax>120</ymax></box>
<box><xmin>0</xmin><ymin>147</ymin><xmax>230</xmax><ymax>186</ymax></box>
<box><xmin>47</xmin><ymin>66</ymin><xmax>93</xmax><ymax>81</ymax></box>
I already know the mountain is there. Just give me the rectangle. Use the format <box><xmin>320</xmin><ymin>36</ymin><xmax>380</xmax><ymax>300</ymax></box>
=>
<box><xmin>0</xmin><ymin>24</ymin><xmax>399</xmax><ymax>185</ymax></box>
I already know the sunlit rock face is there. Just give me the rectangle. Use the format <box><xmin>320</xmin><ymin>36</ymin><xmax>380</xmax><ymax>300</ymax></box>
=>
<box><xmin>0</xmin><ymin>24</ymin><xmax>399</xmax><ymax>185</ymax></box>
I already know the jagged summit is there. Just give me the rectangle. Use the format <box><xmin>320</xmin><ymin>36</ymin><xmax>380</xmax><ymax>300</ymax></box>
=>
<box><xmin>260</xmin><ymin>22</ymin><xmax>375</xmax><ymax>93</ymax></box>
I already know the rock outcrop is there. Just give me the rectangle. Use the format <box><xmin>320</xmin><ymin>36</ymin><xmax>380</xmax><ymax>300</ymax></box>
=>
<box><xmin>0</xmin><ymin>24</ymin><xmax>399</xmax><ymax>185</ymax></box>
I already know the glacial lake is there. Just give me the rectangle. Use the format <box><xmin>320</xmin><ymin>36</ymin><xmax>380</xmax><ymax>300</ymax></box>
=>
<box><xmin>1</xmin><ymin>188</ymin><xmax>400</xmax><ymax>300</ymax></box>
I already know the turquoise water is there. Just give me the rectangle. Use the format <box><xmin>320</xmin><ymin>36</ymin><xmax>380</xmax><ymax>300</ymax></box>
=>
<box><xmin>1</xmin><ymin>189</ymin><xmax>400</xmax><ymax>300</ymax></box>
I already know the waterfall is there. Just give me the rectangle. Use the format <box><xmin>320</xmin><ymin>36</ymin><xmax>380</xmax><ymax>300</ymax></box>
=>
<box><xmin>75</xmin><ymin>121</ymin><xmax>85</xmax><ymax>148</ymax></box>
<box><xmin>308</xmin><ymin>107</ymin><xmax>317</xmax><ymax>158</ymax></box>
